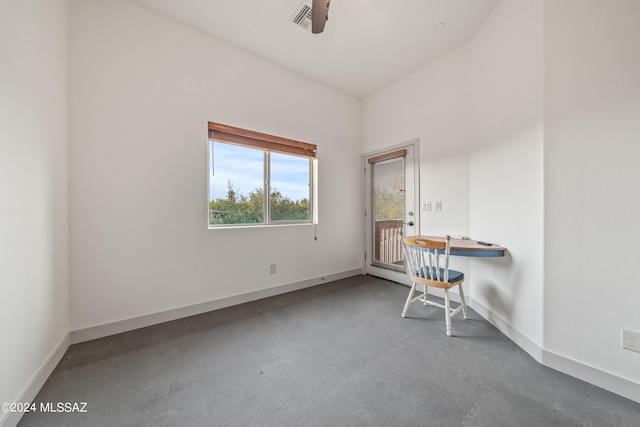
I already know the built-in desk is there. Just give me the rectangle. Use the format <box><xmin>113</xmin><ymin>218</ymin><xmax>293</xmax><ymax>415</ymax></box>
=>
<box><xmin>417</xmin><ymin>236</ymin><xmax>505</xmax><ymax>257</ymax></box>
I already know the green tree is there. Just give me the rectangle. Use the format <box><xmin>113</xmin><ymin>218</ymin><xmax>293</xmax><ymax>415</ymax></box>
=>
<box><xmin>374</xmin><ymin>185</ymin><xmax>403</xmax><ymax>220</ymax></box>
<box><xmin>270</xmin><ymin>190</ymin><xmax>309</xmax><ymax>221</ymax></box>
<box><xmin>209</xmin><ymin>184</ymin><xmax>310</xmax><ymax>225</ymax></box>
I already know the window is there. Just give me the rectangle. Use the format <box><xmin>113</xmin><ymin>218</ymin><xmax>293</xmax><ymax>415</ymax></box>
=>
<box><xmin>207</xmin><ymin>122</ymin><xmax>316</xmax><ymax>227</ymax></box>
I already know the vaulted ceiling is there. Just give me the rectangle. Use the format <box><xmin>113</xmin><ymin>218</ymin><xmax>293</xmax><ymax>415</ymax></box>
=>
<box><xmin>131</xmin><ymin>0</ymin><xmax>499</xmax><ymax>99</ymax></box>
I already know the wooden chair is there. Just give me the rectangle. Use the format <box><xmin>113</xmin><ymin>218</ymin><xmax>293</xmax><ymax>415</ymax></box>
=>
<box><xmin>402</xmin><ymin>235</ymin><xmax>468</xmax><ymax>336</ymax></box>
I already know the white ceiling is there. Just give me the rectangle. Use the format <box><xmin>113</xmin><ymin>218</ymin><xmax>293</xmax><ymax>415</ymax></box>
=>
<box><xmin>130</xmin><ymin>0</ymin><xmax>499</xmax><ymax>99</ymax></box>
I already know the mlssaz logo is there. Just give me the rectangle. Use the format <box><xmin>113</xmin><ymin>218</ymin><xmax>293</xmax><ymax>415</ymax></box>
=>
<box><xmin>39</xmin><ymin>402</ymin><xmax>88</xmax><ymax>413</ymax></box>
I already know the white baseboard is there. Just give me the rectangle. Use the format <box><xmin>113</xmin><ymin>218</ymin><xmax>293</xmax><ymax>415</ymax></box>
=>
<box><xmin>542</xmin><ymin>349</ymin><xmax>640</xmax><ymax>404</ymax></box>
<box><xmin>469</xmin><ymin>296</ymin><xmax>543</xmax><ymax>362</ymax></box>
<box><xmin>468</xmin><ymin>297</ymin><xmax>639</xmax><ymax>404</ymax></box>
<box><xmin>0</xmin><ymin>333</ymin><xmax>70</xmax><ymax>427</ymax></box>
<box><xmin>70</xmin><ymin>268</ymin><xmax>362</xmax><ymax>344</ymax></box>
<box><xmin>395</xmin><ymin>285</ymin><xmax>542</xmax><ymax>362</ymax></box>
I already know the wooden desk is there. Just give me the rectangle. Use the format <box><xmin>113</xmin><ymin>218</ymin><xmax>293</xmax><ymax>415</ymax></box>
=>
<box><xmin>417</xmin><ymin>236</ymin><xmax>506</xmax><ymax>257</ymax></box>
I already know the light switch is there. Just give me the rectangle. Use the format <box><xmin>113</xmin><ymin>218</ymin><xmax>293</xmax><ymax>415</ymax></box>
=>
<box><xmin>435</xmin><ymin>201</ymin><xmax>442</xmax><ymax>211</ymax></box>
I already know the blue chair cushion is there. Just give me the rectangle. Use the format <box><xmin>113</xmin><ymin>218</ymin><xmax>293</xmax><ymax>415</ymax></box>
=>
<box><xmin>416</xmin><ymin>267</ymin><xmax>464</xmax><ymax>283</ymax></box>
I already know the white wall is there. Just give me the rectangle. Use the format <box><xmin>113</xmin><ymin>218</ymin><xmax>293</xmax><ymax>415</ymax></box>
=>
<box><xmin>0</xmin><ymin>0</ymin><xmax>69</xmax><ymax>425</ymax></box>
<box><xmin>467</xmin><ymin>0</ymin><xmax>544</xmax><ymax>354</ymax></box>
<box><xmin>362</xmin><ymin>45</ymin><xmax>472</xmax><ymax>159</ymax></box>
<box><xmin>365</xmin><ymin>0</ymin><xmax>640</xmax><ymax>402</ymax></box>
<box><xmin>362</xmin><ymin>44</ymin><xmax>473</xmax><ymax>280</ymax></box>
<box><xmin>68</xmin><ymin>0</ymin><xmax>362</xmax><ymax>332</ymax></box>
<box><xmin>363</xmin><ymin>0</ymin><xmax>544</xmax><ymax>351</ymax></box>
<box><xmin>544</xmin><ymin>0</ymin><xmax>640</xmax><ymax>400</ymax></box>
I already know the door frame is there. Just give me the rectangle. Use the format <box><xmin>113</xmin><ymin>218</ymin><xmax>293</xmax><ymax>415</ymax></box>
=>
<box><xmin>363</xmin><ymin>139</ymin><xmax>420</xmax><ymax>285</ymax></box>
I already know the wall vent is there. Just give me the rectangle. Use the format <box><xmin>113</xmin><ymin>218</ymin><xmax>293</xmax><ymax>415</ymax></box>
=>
<box><xmin>291</xmin><ymin>1</ymin><xmax>313</xmax><ymax>31</ymax></box>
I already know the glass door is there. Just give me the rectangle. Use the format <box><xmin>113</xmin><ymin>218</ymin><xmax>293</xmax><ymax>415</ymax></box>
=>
<box><xmin>364</xmin><ymin>143</ymin><xmax>418</xmax><ymax>284</ymax></box>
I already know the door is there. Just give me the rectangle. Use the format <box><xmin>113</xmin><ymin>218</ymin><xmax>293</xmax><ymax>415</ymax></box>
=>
<box><xmin>364</xmin><ymin>142</ymin><xmax>419</xmax><ymax>284</ymax></box>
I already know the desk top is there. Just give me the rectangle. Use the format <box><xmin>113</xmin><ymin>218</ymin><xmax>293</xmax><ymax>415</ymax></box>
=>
<box><xmin>417</xmin><ymin>235</ymin><xmax>506</xmax><ymax>257</ymax></box>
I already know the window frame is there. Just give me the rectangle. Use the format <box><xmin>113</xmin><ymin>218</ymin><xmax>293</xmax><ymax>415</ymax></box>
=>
<box><xmin>207</xmin><ymin>122</ymin><xmax>317</xmax><ymax>228</ymax></box>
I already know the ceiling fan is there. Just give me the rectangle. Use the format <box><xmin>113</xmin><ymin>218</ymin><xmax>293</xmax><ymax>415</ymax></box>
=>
<box><xmin>311</xmin><ymin>0</ymin><xmax>331</xmax><ymax>34</ymax></box>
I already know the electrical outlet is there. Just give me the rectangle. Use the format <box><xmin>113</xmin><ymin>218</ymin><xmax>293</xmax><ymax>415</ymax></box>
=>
<box><xmin>621</xmin><ymin>329</ymin><xmax>640</xmax><ymax>353</ymax></box>
<box><xmin>270</xmin><ymin>264</ymin><xmax>276</xmax><ymax>275</ymax></box>
<box><xmin>422</xmin><ymin>201</ymin><xmax>431</xmax><ymax>211</ymax></box>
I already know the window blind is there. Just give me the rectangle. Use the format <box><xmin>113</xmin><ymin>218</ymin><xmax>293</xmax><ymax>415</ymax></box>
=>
<box><xmin>208</xmin><ymin>122</ymin><xmax>316</xmax><ymax>158</ymax></box>
<box><xmin>367</xmin><ymin>149</ymin><xmax>406</xmax><ymax>164</ymax></box>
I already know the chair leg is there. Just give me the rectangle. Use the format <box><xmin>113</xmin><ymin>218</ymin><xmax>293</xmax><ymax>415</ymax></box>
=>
<box><xmin>422</xmin><ymin>284</ymin><xmax>428</xmax><ymax>305</ymax></box>
<box><xmin>444</xmin><ymin>288</ymin><xmax>452</xmax><ymax>337</ymax></box>
<box><xmin>402</xmin><ymin>282</ymin><xmax>417</xmax><ymax>318</ymax></box>
<box><xmin>459</xmin><ymin>284</ymin><xmax>468</xmax><ymax>320</ymax></box>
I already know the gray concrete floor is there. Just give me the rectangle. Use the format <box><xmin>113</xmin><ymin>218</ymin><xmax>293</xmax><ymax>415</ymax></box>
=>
<box><xmin>19</xmin><ymin>275</ymin><xmax>640</xmax><ymax>426</ymax></box>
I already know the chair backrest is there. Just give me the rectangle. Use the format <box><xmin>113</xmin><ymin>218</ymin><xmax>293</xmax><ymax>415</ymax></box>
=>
<box><xmin>403</xmin><ymin>236</ymin><xmax>453</xmax><ymax>288</ymax></box>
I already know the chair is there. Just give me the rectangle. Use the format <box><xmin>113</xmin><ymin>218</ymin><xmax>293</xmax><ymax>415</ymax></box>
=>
<box><xmin>402</xmin><ymin>235</ymin><xmax>468</xmax><ymax>336</ymax></box>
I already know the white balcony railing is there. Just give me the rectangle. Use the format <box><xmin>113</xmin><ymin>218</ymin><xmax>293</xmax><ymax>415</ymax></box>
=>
<box><xmin>375</xmin><ymin>219</ymin><xmax>404</xmax><ymax>265</ymax></box>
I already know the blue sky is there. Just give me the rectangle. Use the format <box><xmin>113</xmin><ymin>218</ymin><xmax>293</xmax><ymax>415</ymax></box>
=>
<box><xmin>209</xmin><ymin>141</ymin><xmax>310</xmax><ymax>202</ymax></box>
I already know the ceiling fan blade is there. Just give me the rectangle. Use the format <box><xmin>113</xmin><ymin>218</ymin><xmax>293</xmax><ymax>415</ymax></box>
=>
<box><xmin>311</xmin><ymin>0</ymin><xmax>330</xmax><ymax>34</ymax></box>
